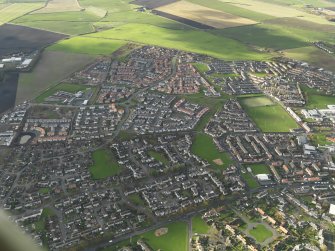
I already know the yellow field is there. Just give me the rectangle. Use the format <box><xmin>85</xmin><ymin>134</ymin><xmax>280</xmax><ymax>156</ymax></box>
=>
<box><xmin>34</xmin><ymin>0</ymin><xmax>82</xmax><ymax>13</ymax></box>
<box><xmin>0</xmin><ymin>3</ymin><xmax>43</xmax><ymax>25</ymax></box>
<box><xmin>85</xmin><ymin>6</ymin><xmax>107</xmax><ymax>18</ymax></box>
<box><xmin>225</xmin><ymin>0</ymin><xmax>335</xmax><ymax>25</ymax></box>
<box><xmin>156</xmin><ymin>0</ymin><xmax>257</xmax><ymax>29</ymax></box>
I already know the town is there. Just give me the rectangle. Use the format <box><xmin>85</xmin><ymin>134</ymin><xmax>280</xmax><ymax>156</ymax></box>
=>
<box><xmin>0</xmin><ymin>45</ymin><xmax>335</xmax><ymax>251</ymax></box>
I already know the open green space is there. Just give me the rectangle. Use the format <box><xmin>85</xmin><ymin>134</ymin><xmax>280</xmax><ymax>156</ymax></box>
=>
<box><xmin>192</xmin><ymin>62</ymin><xmax>209</xmax><ymax>74</ymax></box>
<box><xmin>105</xmin><ymin>221</ymin><xmax>188</xmax><ymax>251</ymax></box>
<box><xmin>301</xmin><ymin>85</ymin><xmax>335</xmax><ymax>109</ymax></box>
<box><xmin>239</xmin><ymin>96</ymin><xmax>299</xmax><ymax>132</ymax></box>
<box><xmin>35</xmin><ymin>83</ymin><xmax>89</xmax><ymax>103</ymax></box>
<box><xmin>246</xmin><ymin>164</ymin><xmax>271</xmax><ymax>175</ymax></box>
<box><xmin>89</xmin><ymin>149</ymin><xmax>121</xmax><ymax>179</ymax></box>
<box><xmin>0</xmin><ymin>3</ymin><xmax>43</xmax><ymax>25</ymax></box>
<box><xmin>86</xmin><ymin>23</ymin><xmax>269</xmax><ymax>61</ymax></box>
<box><xmin>248</xmin><ymin>224</ymin><xmax>273</xmax><ymax>243</ymax></box>
<box><xmin>241</xmin><ymin>171</ymin><xmax>259</xmax><ymax>189</ymax></box>
<box><xmin>148</xmin><ymin>150</ymin><xmax>169</xmax><ymax>165</ymax></box>
<box><xmin>48</xmin><ymin>36</ymin><xmax>127</xmax><ymax>55</ymax></box>
<box><xmin>191</xmin><ymin>133</ymin><xmax>233</xmax><ymax>169</ymax></box>
<box><xmin>284</xmin><ymin>46</ymin><xmax>335</xmax><ymax>72</ymax></box>
<box><xmin>127</xmin><ymin>194</ymin><xmax>146</xmax><ymax>207</ymax></box>
<box><xmin>310</xmin><ymin>133</ymin><xmax>333</xmax><ymax>146</ymax></box>
<box><xmin>192</xmin><ymin>215</ymin><xmax>210</xmax><ymax>235</ymax></box>
<box><xmin>38</xmin><ymin>187</ymin><xmax>50</xmax><ymax>194</ymax></box>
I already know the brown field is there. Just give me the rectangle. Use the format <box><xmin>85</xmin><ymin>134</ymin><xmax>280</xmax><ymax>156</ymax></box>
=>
<box><xmin>34</xmin><ymin>0</ymin><xmax>82</xmax><ymax>13</ymax></box>
<box><xmin>156</xmin><ymin>0</ymin><xmax>257</xmax><ymax>29</ymax></box>
<box><xmin>213</xmin><ymin>159</ymin><xmax>223</xmax><ymax>165</ymax></box>
<box><xmin>155</xmin><ymin>227</ymin><xmax>168</xmax><ymax>237</ymax></box>
<box><xmin>16</xmin><ymin>51</ymin><xmax>96</xmax><ymax>104</ymax></box>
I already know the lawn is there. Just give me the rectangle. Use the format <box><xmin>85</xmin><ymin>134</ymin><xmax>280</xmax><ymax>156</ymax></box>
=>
<box><xmin>248</xmin><ymin>224</ymin><xmax>273</xmax><ymax>243</ymax></box>
<box><xmin>310</xmin><ymin>133</ymin><xmax>333</xmax><ymax>146</ymax></box>
<box><xmin>246</xmin><ymin>164</ymin><xmax>271</xmax><ymax>175</ymax></box>
<box><xmin>192</xmin><ymin>215</ymin><xmax>210</xmax><ymax>235</ymax></box>
<box><xmin>89</xmin><ymin>149</ymin><xmax>121</xmax><ymax>179</ymax></box>
<box><xmin>148</xmin><ymin>150</ymin><xmax>169</xmax><ymax>165</ymax></box>
<box><xmin>35</xmin><ymin>83</ymin><xmax>89</xmax><ymax>103</ymax></box>
<box><xmin>301</xmin><ymin>85</ymin><xmax>335</xmax><ymax>109</ymax></box>
<box><xmin>192</xmin><ymin>62</ymin><xmax>209</xmax><ymax>74</ymax></box>
<box><xmin>191</xmin><ymin>133</ymin><xmax>234</xmax><ymax>169</ymax></box>
<box><xmin>241</xmin><ymin>171</ymin><xmax>259</xmax><ymax>189</ymax></box>
<box><xmin>48</xmin><ymin>36</ymin><xmax>127</xmax><ymax>55</ymax></box>
<box><xmin>239</xmin><ymin>96</ymin><xmax>299</xmax><ymax>132</ymax></box>
<box><xmin>127</xmin><ymin>194</ymin><xmax>146</xmax><ymax>207</ymax></box>
<box><xmin>87</xmin><ymin>23</ymin><xmax>269</xmax><ymax>60</ymax></box>
<box><xmin>105</xmin><ymin>221</ymin><xmax>188</xmax><ymax>251</ymax></box>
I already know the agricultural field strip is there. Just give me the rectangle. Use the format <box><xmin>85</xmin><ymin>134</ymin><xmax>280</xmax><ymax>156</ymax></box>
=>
<box><xmin>34</xmin><ymin>0</ymin><xmax>82</xmax><ymax>13</ymax></box>
<box><xmin>0</xmin><ymin>3</ymin><xmax>43</xmax><ymax>24</ymax></box>
<box><xmin>156</xmin><ymin>0</ymin><xmax>257</xmax><ymax>28</ymax></box>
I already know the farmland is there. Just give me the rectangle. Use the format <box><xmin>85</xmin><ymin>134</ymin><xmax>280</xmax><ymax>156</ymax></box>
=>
<box><xmin>156</xmin><ymin>0</ymin><xmax>257</xmax><ymax>29</ymax></box>
<box><xmin>34</xmin><ymin>0</ymin><xmax>82</xmax><ymax>13</ymax></box>
<box><xmin>16</xmin><ymin>51</ymin><xmax>95</xmax><ymax>104</ymax></box>
<box><xmin>239</xmin><ymin>96</ymin><xmax>300</xmax><ymax>132</ymax></box>
<box><xmin>89</xmin><ymin>149</ymin><xmax>121</xmax><ymax>179</ymax></box>
<box><xmin>87</xmin><ymin>23</ymin><xmax>269</xmax><ymax>60</ymax></box>
<box><xmin>0</xmin><ymin>3</ymin><xmax>43</xmax><ymax>25</ymax></box>
<box><xmin>48</xmin><ymin>36</ymin><xmax>127</xmax><ymax>55</ymax></box>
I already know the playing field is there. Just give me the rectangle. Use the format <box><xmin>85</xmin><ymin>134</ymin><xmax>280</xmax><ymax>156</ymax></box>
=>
<box><xmin>16</xmin><ymin>51</ymin><xmax>95</xmax><ymax>104</ymax></box>
<box><xmin>246</xmin><ymin>164</ymin><xmax>271</xmax><ymax>175</ymax></box>
<box><xmin>89</xmin><ymin>149</ymin><xmax>121</xmax><ymax>179</ymax></box>
<box><xmin>191</xmin><ymin>133</ymin><xmax>233</xmax><ymax>169</ymax></box>
<box><xmin>34</xmin><ymin>0</ymin><xmax>82</xmax><ymax>13</ymax></box>
<box><xmin>239</xmin><ymin>96</ymin><xmax>299</xmax><ymax>132</ymax></box>
<box><xmin>241</xmin><ymin>171</ymin><xmax>259</xmax><ymax>189</ymax></box>
<box><xmin>248</xmin><ymin>224</ymin><xmax>273</xmax><ymax>243</ymax></box>
<box><xmin>156</xmin><ymin>0</ymin><xmax>257</xmax><ymax>29</ymax></box>
<box><xmin>0</xmin><ymin>3</ymin><xmax>43</xmax><ymax>25</ymax></box>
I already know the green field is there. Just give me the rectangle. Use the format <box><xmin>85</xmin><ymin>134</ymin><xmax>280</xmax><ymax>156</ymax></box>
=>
<box><xmin>241</xmin><ymin>171</ymin><xmax>259</xmax><ymax>189</ymax></box>
<box><xmin>192</xmin><ymin>215</ymin><xmax>210</xmax><ymax>235</ymax></box>
<box><xmin>246</xmin><ymin>164</ymin><xmax>271</xmax><ymax>175</ymax></box>
<box><xmin>86</xmin><ymin>23</ymin><xmax>268</xmax><ymax>60</ymax></box>
<box><xmin>127</xmin><ymin>194</ymin><xmax>146</xmax><ymax>207</ymax></box>
<box><xmin>191</xmin><ymin>133</ymin><xmax>233</xmax><ymax>169</ymax></box>
<box><xmin>148</xmin><ymin>150</ymin><xmax>169</xmax><ymax>165</ymax></box>
<box><xmin>239</xmin><ymin>96</ymin><xmax>299</xmax><ymax>132</ymax></box>
<box><xmin>35</xmin><ymin>83</ymin><xmax>89</xmax><ymax>103</ymax></box>
<box><xmin>105</xmin><ymin>221</ymin><xmax>188</xmax><ymax>251</ymax></box>
<box><xmin>89</xmin><ymin>149</ymin><xmax>121</xmax><ymax>179</ymax></box>
<box><xmin>0</xmin><ymin>3</ymin><xmax>43</xmax><ymax>25</ymax></box>
<box><xmin>48</xmin><ymin>36</ymin><xmax>127</xmax><ymax>55</ymax></box>
<box><xmin>310</xmin><ymin>133</ymin><xmax>333</xmax><ymax>146</ymax></box>
<box><xmin>284</xmin><ymin>46</ymin><xmax>335</xmax><ymax>72</ymax></box>
<box><xmin>192</xmin><ymin>62</ymin><xmax>209</xmax><ymax>74</ymax></box>
<box><xmin>248</xmin><ymin>224</ymin><xmax>273</xmax><ymax>243</ymax></box>
<box><xmin>301</xmin><ymin>85</ymin><xmax>335</xmax><ymax>109</ymax></box>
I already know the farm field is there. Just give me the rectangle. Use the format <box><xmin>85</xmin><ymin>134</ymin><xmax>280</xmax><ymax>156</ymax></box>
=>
<box><xmin>248</xmin><ymin>224</ymin><xmax>273</xmax><ymax>243</ymax></box>
<box><xmin>89</xmin><ymin>149</ymin><xmax>121</xmax><ymax>179</ymax></box>
<box><xmin>0</xmin><ymin>23</ymin><xmax>66</xmax><ymax>57</ymax></box>
<box><xmin>0</xmin><ymin>3</ymin><xmax>43</xmax><ymax>25</ymax></box>
<box><xmin>239</xmin><ymin>96</ymin><xmax>300</xmax><ymax>132</ymax></box>
<box><xmin>35</xmin><ymin>83</ymin><xmax>90</xmax><ymax>103</ymax></box>
<box><xmin>105</xmin><ymin>221</ymin><xmax>188</xmax><ymax>251</ymax></box>
<box><xmin>34</xmin><ymin>0</ymin><xmax>82</xmax><ymax>13</ymax></box>
<box><xmin>156</xmin><ymin>0</ymin><xmax>257</xmax><ymax>29</ymax></box>
<box><xmin>300</xmin><ymin>85</ymin><xmax>335</xmax><ymax>109</ymax></box>
<box><xmin>13</xmin><ymin>11</ymin><xmax>99</xmax><ymax>35</ymax></box>
<box><xmin>192</xmin><ymin>215</ymin><xmax>210</xmax><ymax>234</ymax></box>
<box><xmin>87</xmin><ymin>23</ymin><xmax>269</xmax><ymax>60</ymax></box>
<box><xmin>16</xmin><ymin>51</ymin><xmax>95</xmax><ymax>104</ymax></box>
<box><xmin>283</xmin><ymin>46</ymin><xmax>335</xmax><ymax>72</ymax></box>
<box><xmin>191</xmin><ymin>133</ymin><xmax>234</xmax><ymax>169</ymax></box>
<box><xmin>48</xmin><ymin>36</ymin><xmax>127</xmax><ymax>55</ymax></box>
